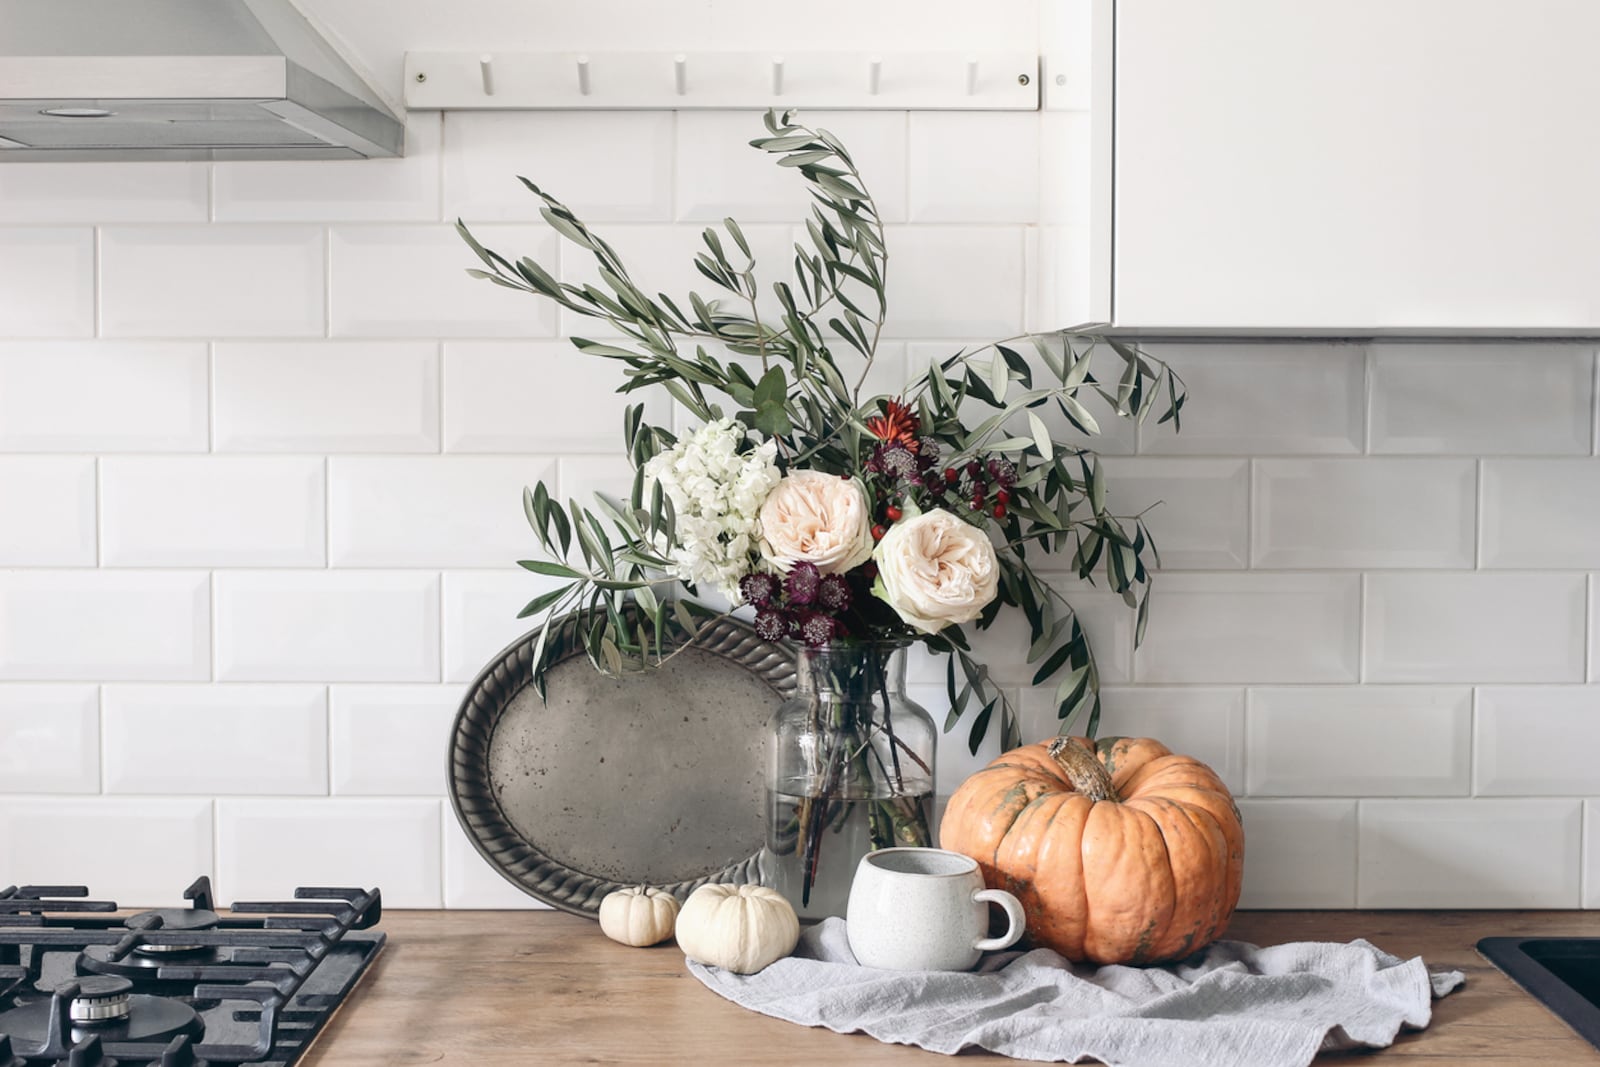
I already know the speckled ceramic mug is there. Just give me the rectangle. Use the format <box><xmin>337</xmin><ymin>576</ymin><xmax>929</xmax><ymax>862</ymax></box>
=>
<box><xmin>845</xmin><ymin>847</ymin><xmax>1026</xmax><ymax>971</ymax></box>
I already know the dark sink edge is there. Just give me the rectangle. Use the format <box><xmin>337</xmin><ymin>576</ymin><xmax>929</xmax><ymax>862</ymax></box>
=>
<box><xmin>1478</xmin><ymin>936</ymin><xmax>1600</xmax><ymax>1051</ymax></box>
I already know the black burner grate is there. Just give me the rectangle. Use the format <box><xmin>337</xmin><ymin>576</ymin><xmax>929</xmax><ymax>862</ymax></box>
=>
<box><xmin>0</xmin><ymin>878</ymin><xmax>383</xmax><ymax>1067</ymax></box>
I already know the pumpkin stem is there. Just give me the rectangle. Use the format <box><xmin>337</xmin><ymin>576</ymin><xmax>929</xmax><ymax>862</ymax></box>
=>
<box><xmin>1047</xmin><ymin>737</ymin><xmax>1121</xmax><ymax>803</ymax></box>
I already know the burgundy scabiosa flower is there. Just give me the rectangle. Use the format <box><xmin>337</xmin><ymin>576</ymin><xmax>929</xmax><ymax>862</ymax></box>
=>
<box><xmin>798</xmin><ymin>611</ymin><xmax>837</xmax><ymax>648</ymax></box>
<box><xmin>753</xmin><ymin>609</ymin><xmax>788</xmax><ymax>642</ymax></box>
<box><xmin>785</xmin><ymin>560</ymin><xmax>821</xmax><ymax>606</ymax></box>
<box><xmin>739</xmin><ymin>571</ymin><xmax>780</xmax><ymax>608</ymax></box>
<box><xmin>816</xmin><ymin>573</ymin><xmax>851</xmax><ymax>612</ymax></box>
<box><xmin>876</xmin><ymin>443</ymin><xmax>920</xmax><ymax>483</ymax></box>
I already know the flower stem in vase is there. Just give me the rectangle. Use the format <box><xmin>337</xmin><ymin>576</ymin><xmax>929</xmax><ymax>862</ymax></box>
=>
<box><xmin>766</xmin><ymin>642</ymin><xmax>936</xmax><ymax>920</ymax></box>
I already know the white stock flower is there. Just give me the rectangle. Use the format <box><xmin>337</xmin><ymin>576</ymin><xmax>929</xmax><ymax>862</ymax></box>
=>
<box><xmin>642</xmin><ymin>418</ymin><xmax>780</xmax><ymax>598</ymax></box>
<box><xmin>873</xmin><ymin>508</ymin><xmax>999</xmax><ymax>633</ymax></box>
<box><xmin>757</xmin><ymin>470</ymin><xmax>875</xmax><ymax>575</ymax></box>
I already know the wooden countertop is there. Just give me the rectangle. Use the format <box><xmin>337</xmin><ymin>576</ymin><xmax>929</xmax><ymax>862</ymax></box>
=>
<box><xmin>303</xmin><ymin>909</ymin><xmax>1600</xmax><ymax>1066</ymax></box>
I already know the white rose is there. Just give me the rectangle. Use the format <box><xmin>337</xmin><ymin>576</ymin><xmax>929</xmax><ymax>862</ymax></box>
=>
<box><xmin>758</xmin><ymin>470</ymin><xmax>875</xmax><ymax>575</ymax></box>
<box><xmin>873</xmin><ymin>509</ymin><xmax>1000</xmax><ymax>633</ymax></box>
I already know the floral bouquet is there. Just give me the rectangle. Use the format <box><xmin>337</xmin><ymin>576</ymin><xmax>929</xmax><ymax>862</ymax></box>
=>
<box><xmin>458</xmin><ymin>110</ymin><xmax>1183</xmax><ymax>914</ymax></box>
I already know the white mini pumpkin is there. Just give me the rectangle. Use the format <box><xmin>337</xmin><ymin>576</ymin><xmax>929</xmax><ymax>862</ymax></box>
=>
<box><xmin>598</xmin><ymin>885</ymin><xmax>679</xmax><ymax>947</ymax></box>
<box><xmin>675</xmin><ymin>884</ymin><xmax>799</xmax><ymax>974</ymax></box>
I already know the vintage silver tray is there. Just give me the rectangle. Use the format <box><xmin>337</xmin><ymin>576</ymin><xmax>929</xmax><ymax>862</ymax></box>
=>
<box><xmin>448</xmin><ymin>608</ymin><xmax>794</xmax><ymax>916</ymax></box>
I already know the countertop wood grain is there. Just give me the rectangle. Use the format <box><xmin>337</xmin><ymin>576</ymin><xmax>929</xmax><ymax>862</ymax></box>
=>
<box><xmin>301</xmin><ymin>909</ymin><xmax>1600</xmax><ymax>1066</ymax></box>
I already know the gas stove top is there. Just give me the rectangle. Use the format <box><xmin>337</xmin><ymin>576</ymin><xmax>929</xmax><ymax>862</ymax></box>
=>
<box><xmin>0</xmin><ymin>878</ymin><xmax>383</xmax><ymax>1067</ymax></box>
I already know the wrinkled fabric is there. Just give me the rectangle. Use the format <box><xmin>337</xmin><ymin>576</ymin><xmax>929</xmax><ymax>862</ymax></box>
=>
<box><xmin>686</xmin><ymin>918</ymin><xmax>1464</xmax><ymax>1067</ymax></box>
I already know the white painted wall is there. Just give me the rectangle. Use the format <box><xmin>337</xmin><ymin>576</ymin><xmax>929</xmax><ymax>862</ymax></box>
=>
<box><xmin>0</xmin><ymin>2</ymin><xmax>1595</xmax><ymax>911</ymax></box>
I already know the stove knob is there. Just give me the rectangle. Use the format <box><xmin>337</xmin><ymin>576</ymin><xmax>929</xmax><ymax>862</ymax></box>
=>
<box><xmin>67</xmin><ymin>975</ymin><xmax>134</xmax><ymax>1023</ymax></box>
<box><xmin>67</xmin><ymin>1035</ymin><xmax>117</xmax><ymax>1067</ymax></box>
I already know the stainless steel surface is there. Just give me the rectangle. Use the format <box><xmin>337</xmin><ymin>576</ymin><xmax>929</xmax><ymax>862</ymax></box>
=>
<box><xmin>448</xmin><ymin>608</ymin><xmax>795</xmax><ymax>916</ymax></box>
<box><xmin>0</xmin><ymin>0</ymin><xmax>402</xmax><ymax>160</ymax></box>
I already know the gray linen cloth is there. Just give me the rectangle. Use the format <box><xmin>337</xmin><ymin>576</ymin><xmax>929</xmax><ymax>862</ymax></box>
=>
<box><xmin>686</xmin><ymin>918</ymin><xmax>1464</xmax><ymax>1066</ymax></box>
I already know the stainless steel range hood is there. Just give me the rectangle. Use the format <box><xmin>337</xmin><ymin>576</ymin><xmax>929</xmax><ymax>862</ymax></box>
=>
<box><xmin>0</xmin><ymin>0</ymin><xmax>404</xmax><ymax>160</ymax></box>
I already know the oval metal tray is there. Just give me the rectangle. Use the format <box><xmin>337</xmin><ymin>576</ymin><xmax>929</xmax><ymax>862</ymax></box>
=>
<box><xmin>449</xmin><ymin>608</ymin><xmax>794</xmax><ymax>916</ymax></box>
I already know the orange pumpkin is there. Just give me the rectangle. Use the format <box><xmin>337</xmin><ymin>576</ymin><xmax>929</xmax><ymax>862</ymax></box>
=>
<box><xmin>939</xmin><ymin>736</ymin><xmax>1244</xmax><ymax>966</ymax></box>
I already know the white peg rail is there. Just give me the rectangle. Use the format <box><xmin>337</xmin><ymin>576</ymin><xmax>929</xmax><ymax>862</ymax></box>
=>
<box><xmin>403</xmin><ymin>50</ymin><xmax>1038</xmax><ymax>110</ymax></box>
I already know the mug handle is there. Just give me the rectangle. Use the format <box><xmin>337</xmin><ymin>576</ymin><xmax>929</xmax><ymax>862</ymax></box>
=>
<box><xmin>971</xmin><ymin>888</ymin><xmax>1026</xmax><ymax>952</ymax></box>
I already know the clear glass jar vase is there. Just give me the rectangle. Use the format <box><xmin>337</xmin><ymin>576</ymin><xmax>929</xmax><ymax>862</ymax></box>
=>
<box><xmin>762</xmin><ymin>641</ymin><xmax>936</xmax><ymax>921</ymax></box>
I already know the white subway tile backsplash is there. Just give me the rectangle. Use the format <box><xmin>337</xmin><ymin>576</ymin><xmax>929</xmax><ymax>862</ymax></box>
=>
<box><xmin>1358</xmin><ymin>799</ymin><xmax>1581</xmax><ymax>908</ymax></box>
<box><xmin>0</xmin><ymin>571</ymin><xmax>209</xmax><ymax>681</ymax></box>
<box><xmin>214</xmin><ymin>113</ymin><xmax>442</xmax><ymax>222</ymax></box>
<box><xmin>558</xmin><ymin>455</ymin><xmax>635</xmax><ymax>508</ymax></box>
<box><xmin>1133</xmin><ymin>573</ymin><xmax>1361</xmax><ymax>684</ymax></box>
<box><xmin>1582</xmin><ymin>802</ymin><xmax>1600</xmax><ymax>909</ymax></box>
<box><xmin>329</xmin><ymin>456</ymin><xmax>550</xmax><ymax>568</ymax></box>
<box><xmin>214</xmin><ymin>341</ymin><xmax>439</xmax><ymax>452</ymax></box>
<box><xmin>1482</xmin><ymin>460</ymin><xmax>1600</xmax><ymax>568</ymax></box>
<box><xmin>1252</xmin><ymin>458</ymin><xmax>1476</xmax><ymax>569</ymax></box>
<box><xmin>1099</xmin><ymin>458</ymin><xmax>1248</xmax><ymax>568</ymax></box>
<box><xmin>1137</xmin><ymin>345</ymin><xmax>1366</xmax><ymax>455</ymax></box>
<box><xmin>444</xmin><ymin>341</ymin><xmax>667</xmax><ymax>453</ymax></box>
<box><xmin>442</xmin><ymin>570</ymin><xmax>554</xmax><ymax>684</ymax></box>
<box><xmin>1247</xmin><ymin>686</ymin><xmax>1471</xmax><ymax>797</ymax></box>
<box><xmin>330</xmin><ymin>224</ymin><xmax>557</xmax><ymax>338</ymax></box>
<box><xmin>447</xmin><ymin>111</ymin><xmax>674</xmax><ymax>222</ymax></box>
<box><xmin>0</xmin><ymin>228</ymin><xmax>94</xmax><ymax>337</ymax></box>
<box><xmin>0</xmin><ymin>798</ymin><xmax>213</xmax><ymax>907</ymax></box>
<box><xmin>0</xmin><ymin>686</ymin><xmax>99</xmax><ymax>793</ymax></box>
<box><xmin>100</xmin><ymin>226</ymin><xmax>325</xmax><ymax>337</ymax></box>
<box><xmin>443</xmin><ymin>812</ymin><xmax>546</xmax><ymax>909</ymax></box>
<box><xmin>1476</xmin><ymin>687</ymin><xmax>1600</xmax><ymax>795</ymax></box>
<box><xmin>217</xmin><ymin>799</ymin><xmax>442</xmax><ymax>908</ymax></box>
<box><xmin>215</xmin><ymin>571</ymin><xmax>439</xmax><ymax>682</ymax></box>
<box><xmin>101</xmin><ymin>456</ymin><xmax>325</xmax><ymax>567</ymax></box>
<box><xmin>881</xmin><ymin>226</ymin><xmax>1024</xmax><ymax>339</ymax></box>
<box><xmin>0</xmin><ymin>163</ymin><xmax>207</xmax><ymax>223</ymax></box>
<box><xmin>908</xmin><ymin>112</ymin><xmax>1039</xmax><ymax>223</ymax></box>
<box><xmin>1019</xmin><ymin>686</ymin><xmax>1245</xmax><ymax>794</ymax></box>
<box><xmin>1370</xmin><ymin>344</ymin><xmax>1593</xmax><ymax>455</ymax></box>
<box><xmin>0</xmin><ymin>342</ymin><xmax>208</xmax><ymax>452</ymax></box>
<box><xmin>676</xmin><ymin>111</ymin><xmax>908</xmax><ymax>223</ymax></box>
<box><xmin>1235</xmin><ymin>800</ymin><xmax>1357</xmax><ymax>908</ymax></box>
<box><xmin>330</xmin><ymin>685</ymin><xmax>460</xmax><ymax>795</ymax></box>
<box><xmin>0</xmin><ymin>457</ymin><xmax>96</xmax><ymax>565</ymax></box>
<box><xmin>1365</xmin><ymin>573</ymin><xmax>1587</xmax><ymax>683</ymax></box>
<box><xmin>103</xmin><ymin>686</ymin><xmax>327</xmax><ymax>795</ymax></box>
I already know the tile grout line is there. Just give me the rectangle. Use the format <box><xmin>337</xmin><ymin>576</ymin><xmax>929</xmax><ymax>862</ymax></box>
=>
<box><xmin>1473</xmin><ymin>458</ymin><xmax>1484</xmax><ymax>570</ymax></box>
<box><xmin>325</xmin><ymin>684</ymin><xmax>334</xmax><ymax>797</ymax></box>
<box><xmin>1360</xmin><ymin>344</ymin><xmax>1374</xmax><ymax>454</ymax></box>
<box><xmin>1591</xmin><ymin>348</ymin><xmax>1599</xmax><ymax>457</ymax></box>
<box><xmin>1356</xmin><ymin>572</ymin><xmax>1368</xmax><ymax>684</ymax></box>
<box><xmin>92</xmin><ymin>225</ymin><xmax>103</xmax><ymax>339</ymax></box>
<box><xmin>435</xmin><ymin>341</ymin><xmax>445</xmax><ymax>454</ymax></box>
<box><xmin>97</xmin><ymin>684</ymin><xmax>107</xmax><ymax>795</ymax></box>
<box><xmin>1467</xmin><ymin>686</ymin><xmax>1479</xmax><ymax>798</ymax></box>
<box><xmin>1588</xmin><ymin>573</ymin><xmax>1596</xmax><ymax>684</ymax></box>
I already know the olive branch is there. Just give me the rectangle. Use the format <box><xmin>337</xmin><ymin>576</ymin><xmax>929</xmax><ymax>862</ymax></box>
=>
<box><xmin>458</xmin><ymin>108</ymin><xmax>1185</xmax><ymax>752</ymax></box>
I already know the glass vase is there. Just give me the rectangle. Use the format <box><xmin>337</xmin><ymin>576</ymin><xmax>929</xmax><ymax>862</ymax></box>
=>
<box><xmin>762</xmin><ymin>641</ymin><xmax>936</xmax><ymax>921</ymax></box>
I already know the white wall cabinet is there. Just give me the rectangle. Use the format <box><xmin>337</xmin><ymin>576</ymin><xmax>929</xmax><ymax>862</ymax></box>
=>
<box><xmin>1104</xmin><ymin>0</ymin><xmax>1600</xmax><ymax>332</ymax></box>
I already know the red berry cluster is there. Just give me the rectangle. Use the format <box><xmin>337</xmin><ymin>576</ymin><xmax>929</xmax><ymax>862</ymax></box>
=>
<box><xmin>928</xmin><ymin>455</ymin><xmax>1017</xmax><ymax>523</ymax></box>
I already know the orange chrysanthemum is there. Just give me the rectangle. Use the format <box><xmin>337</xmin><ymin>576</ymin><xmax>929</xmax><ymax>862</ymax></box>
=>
<box><xmin>866</xmin><ymin>398</ymin><xmax>920</xmax><ymax>449</ymax></box>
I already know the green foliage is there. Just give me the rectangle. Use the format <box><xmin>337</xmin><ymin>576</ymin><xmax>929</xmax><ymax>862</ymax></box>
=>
<box><xmin>460</xmin><ymin>109</ymin><xmax>1185</xmax><ymax>752</ymax></box>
